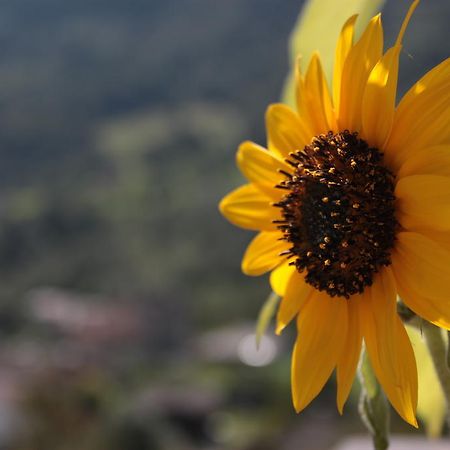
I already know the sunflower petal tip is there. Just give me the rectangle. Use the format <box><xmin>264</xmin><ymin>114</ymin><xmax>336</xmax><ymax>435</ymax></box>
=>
<box><xmin>265</xmin><ymin>104</ymin><xmax>277</xmax><ymax>116</ymax></box>
<box><xmin>218</xmin><ymin>195</ymin><xmax>235</xmax><ymax>223</ymax></box>
<box><xmin>237</xmin><ymin>140</ymin><xmax>256</xmax><ymax>159</ymax></box>
<box><xmin>409</xmin><ymin>415</ymin><xmax>419</xmax><ymax>429</ymax></box>
<box><xmin>395</xmin><ymin>0</ymin><xmax>420</xmax><ymax>46</ymax></box>
<box><xmin>218</xmin><ymin>197</ymin><xmax>227</xmax><ymax>214</ymax></box>
<box><xmin>241</xmin><ymin>262</ymin><xmax>251</xmax><ymax>276</ymax></box>
<box><xmin>292</xmin><ymin>399</ymin><xmax>304</xmax><ymax>414</ymax></box>
<box><xmin>340</xmin><ymin>14</ymin><xmax>359</xmax><ymax>34</ymax></box>
<box><xmin>370</xmin><ymin>13</ymin><xmax>382</xmax><ymax>29</ymax></box>
<box><xmin>275</xmin><ymin>323</ymin><xmax>284</xmax><ymax>335</ymax></box>
<box><xmin>293</xmin><ymin>394</ymin><xmax>313</xmax><ymax>415</ymax></box>
<box><xmin>405</xmin><ymin>409</ymin><xmax>419</xmax><ymax>428</ymax></box>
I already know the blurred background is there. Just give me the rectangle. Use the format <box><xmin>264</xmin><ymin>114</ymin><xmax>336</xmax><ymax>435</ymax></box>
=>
<box><xmin>0</xmin><ymin>1</ymin><xmax>447</xmax><ymax>449</ymax></box>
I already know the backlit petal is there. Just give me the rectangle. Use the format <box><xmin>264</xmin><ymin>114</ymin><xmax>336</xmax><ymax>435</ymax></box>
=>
<box><xmin>336</xmin><ymin>295</ymin><xmax>362</xmax><ymax>413</ymax></box>
<box><xmin>300</xmin><ymin>53</ymin><xmax>337</xmax><ymax>135</ymax></box>
<box><xmin>219</xmin><ymin>184</ymin><xmax>279</xmax><ymax>231</ymax></box>
<box><xmin>241</xmin><ymin>231</ymin><xmax>288</xmax><ymax>276</ymax></box>
<box><xmin>392</xmin><ymin>232</ymin><xmax>450</xmax><ymax>330</ymax></box>
<box><xmin>266</xmin><ymin>103</ymin><xmax>312</xmax><ymax>158</ymax></box>
<box><xmin>270</xmin><ymin>261</ymin><xmax>295</xmax><ymax>296</ymax></box>
<box><xmin>295</xmin><ymin>59</ymin><xmax>316</xmax><ymax>136</ymax></box>
<box><xmin>397</xmin><ymin>145</ymin><xmax>450</xmax><ymax>179</ymax></box>
<box><xmin>395</xmin><ymin>175</ymin><xmax>450</xmax><ymax>232</ymax></box>
<box><xmin>333</xmin><ymin>15</ymin><xmax>357</xmax><ymax>113</ymax></box>
<box><xmin>361</xmin><ymin>45</ymin><xmax>401</xmax><ymax>150</ymax></box>
<box><xmin>276</xmin><ymin>271</ymin><xmax>314</xmax><ymax>335</ymax></box>
<box><xmin>359</xmin><ymin>268</ymin><xmax>418</xmax><ymax>426</ymax></box>
<box><xmin>291</xmin><ymin>291</ymin><xmax>348</xmax><ymax>412</ymax></box>
<box><xmin>386</xmin><ymin>58</ymin><xmax>450</xmax><ymax>170</ymax></box>
<box><xmin>236</xmin><ymin>141</ymin><xmax>289</xmax><ymax>200</ymax></box>
<box><xmin>338</xmin><ymin>14</ymin><xmax>383</xmax><ymax>132</ymax></box>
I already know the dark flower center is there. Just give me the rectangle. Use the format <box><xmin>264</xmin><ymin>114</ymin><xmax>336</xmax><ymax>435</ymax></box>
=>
<box><xmin>274</xmin><ymin>130</ymin><xmax>398</xmax><ymax>298</ymax></box>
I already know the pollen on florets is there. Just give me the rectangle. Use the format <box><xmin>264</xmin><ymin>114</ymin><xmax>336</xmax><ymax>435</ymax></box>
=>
<box><xmin>273</xmin><ymin>130</ymin><xmax>398</xmax><ymax>298</ymax></box>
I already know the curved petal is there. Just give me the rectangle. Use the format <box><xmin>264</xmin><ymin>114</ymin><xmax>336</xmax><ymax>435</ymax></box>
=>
<box><xmin>291</xmin><ymin>291</ymin><xmax>348</xmax><ymax>413</ymax></box>
<box><xmin>299</xmin><ymin>53</ymin><xmax>337</xmax><ymax>135</ymax></box>
<box><xmin>391</xmin><ymin>232</ymin><xmax>450</xmax><ymax>330</ymax></box>
<box><xmin>270</xmin><ymin>260</ymin><xmax>295</xmax><ymax>296</ymax></box>
<box><xmin>338</xmin><ymin>14</ymin><xmax>383</xmax><ymax>133</ymax></box>
<box><xmin>363</xmin><ymin>0</ymin><xmax>419</xmax><ymax>147</ymax></box>
<box><xmin>333</xmin><ymin>15</ymin><xmax>357</xmax><ymax>113</ymax></box>
<box><xmin>236</xmin><ymin>141</ymin><xmax>290</xmax><ymax>200</ymax></box>
<box><xmin>385</xmin><ymin>58</ymin><xmax>450</xmax><ymax>170</ymax></box>
<box><xmin>219</xmin><ymin>184</ymin><xmax>279</xmax><ymax>231</ymax></box>
<box><xmin>361</xmin><ymin>45</ymin><xmax>401</xmax><ymax>150</ymax></box>
<box><xmin>359</xmin><ymin>268</ymin><xmax>418</xmax><ymax>426</ymax></box>
<box><xmin>397</xmin><ymin>145</ymin><xmax>450</xmax><ymax>179</ymax></box>
<box><xmin>393</xmin><ymin>0</ymin><xmax>420</xmax><ymax>48</ymax></box>
<box><xmin>395</xmin><ymin>175</ymin><xmax>450</xmax><ymax>232</ymax></box>
<box><xmin>276</xmin><ymin>271</ymin><xmax>314</xmax><ymax>335</ymax></box>
<box><xmin>294</xmin><ymin>59</ymin><xmax>315</xmax><ymax>137</ymax></box>
<box><xmin>336</xmin><ymin>294</ymin><xmax>362</xmax><ymax>414</ymax></box>
<box><xmin>266</xmin><ymin>103</ymin><xmax>312</xmax><ymax>158</ymax></box>
<box><xmin>241</xmin><ymin>231</ymin><xmax>288</xmax><ymax>276</ymax></box>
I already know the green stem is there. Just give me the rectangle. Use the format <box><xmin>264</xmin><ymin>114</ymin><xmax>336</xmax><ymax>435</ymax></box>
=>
<box><xmin>422</xmin><ymin>322</ymin><xmax>450</xmax><ymax>426</ymax></box>
<box><xmin>358</xmin><ymin>350</ymin><xmax>390</xmax><ymax>450</ymax></box>
<box><xmin>447</xmin><ymin>331</ymin><xmax>450</xmax><ymax>370</ymax></box>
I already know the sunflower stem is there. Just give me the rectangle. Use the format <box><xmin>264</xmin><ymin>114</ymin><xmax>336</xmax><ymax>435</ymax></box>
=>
<box><xmin>423</xmin><ymin>322</ymin><xmax>450</xmax><ymax>426</ymax></box>
<box><xmin>447</xmin><ymin>331</ymin><xmax>450</xmax><ymax>370</ymax></box>
<box><xmin>358</xmin><ymin>350</ymin><xmax>390</xmax><ymax>450</ymax></box>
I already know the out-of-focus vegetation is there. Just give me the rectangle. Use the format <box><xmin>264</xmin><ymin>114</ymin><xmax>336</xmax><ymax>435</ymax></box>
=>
<box><xmin>0</xmin><ymin>0</ymin><xmax>447</xmax><ymax>449</ymax></box>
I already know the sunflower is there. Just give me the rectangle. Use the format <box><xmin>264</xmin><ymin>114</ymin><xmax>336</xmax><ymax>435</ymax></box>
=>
<box><xmin>219</xmin><ymin>0</ymin><xmax>450</xmax><ymax>427</ymax></box>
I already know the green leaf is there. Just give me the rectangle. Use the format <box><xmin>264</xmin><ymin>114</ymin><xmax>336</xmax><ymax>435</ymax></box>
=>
<box><xmin>255</xmin><ymin>291</ymin><xmax>280</xmax><ymax>348</ymax></box>
<box><xmin>406</xmin><ymin>325</ymin><xmax>447</xmax><ymax>437</ymax></box>
<box><xmin>281</xmin><ymin>0</ymin><xmax>386</xmax><ymax>106</ymax></box>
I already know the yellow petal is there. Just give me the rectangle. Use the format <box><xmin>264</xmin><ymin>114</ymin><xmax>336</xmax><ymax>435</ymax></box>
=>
<box><xmin>395</xmin><ymin>175</ymin><xmax>450</xmax><ymax>232</ymax></box>
<box><xmin>394</xmin><ymin>0</ymin><xmax>420</xmax><ymax>48</ymax></box>
<box><xmin>300</xmin><ymin>53</ymin><xmax>337</xmax><ymax>135</ymax></box>
<box><xmin>416</xmin><ymin>228</ymin><xmax>450</xmax><ymax>255</ymax></box>
<box><xmin>391</xmin><ymin>232</ymin><xmax>450</xmax><ymax>330</ymax></box>
<box><xmin>397</xmin><ymin>145</ymin><xmax>450</xmax><ymax>179</ymax></box>
<box><xmin>361</xmin><ymin>0</ymin><xmax>420</xmax><ymax>150</ymax></box>
<box><xmin>266</xmin><ymin>103</ymin><xmax>312</xmax><ymax>158</ymax></box>
<box><xmin>294</xmin><ymin>59</ymin><xmax>315</xmax><ymax>136</ymax></box>
<box><xmin>291</xmin><ymin>291</ymin><xmax>348</xmax><ymax>413</ymax></box>
<box><xmin>219</xmin><ymin>184</ymin><xmax>279</xmax><ymax>231</ymax></box>
<box><xmin>333</xmin><ymin>15</ymin><xmax>357</xmax><ymax>113</ymax></box>
<box><xmin>406</xmin><ymin>324</ymin><xmax>447</xmax><ymax>438</ymax></box>
<box><xmin>336</xmin><ymin>294</ymin><xmax>362</xmax><ymax>414</ymax></box>
<box><xmin>338</xmin><ymin>14</ymin><xmax>383</xmax><ymax>132</ymax></box>
<box><xmin>270</xmin><ymin>260</ymin><xmax>295</xmax><ymax>296</ymax></box>
<box><xmin>236</xmin><ymin>141</ymin><xmax>289</xmax><ymax>200</ymax></box>
<box><xmin>361</xmin><ymin>45</ymin><xmax>401</xmax><ymax>150</ymax></box>
<box><xmin>385</xmin><ymin>58</ymin><xmax>450</xmax><ymax>170</ymax></box>
<box><xmin>241</xmin><ymin>231</ymin><xmax>289</xmax><ymax>276</ymax></box>
<box><xmin>276</xmin><ymin>271</ymin><xmax>313</xmax><ymax>335</ymax></box>
<box><xmin>359</xmin><ymin>268</ymin><xmax>418</xmax><ymax>426</ymax></box>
